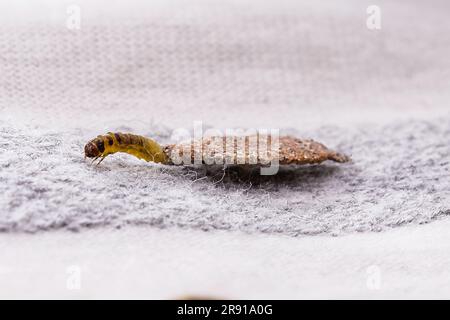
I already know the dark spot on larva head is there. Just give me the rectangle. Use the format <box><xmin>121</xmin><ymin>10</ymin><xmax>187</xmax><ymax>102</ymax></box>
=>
<box><xmin>84</xmin><ymin>142</ymin><xmax>100</xmax><ymax>158</ymax></box>
<box><xmin>114</xmin><ymin>133</ymin><xmax>122</xmax><ymax>144</ymax></box>
<box><xmin>96</xmin><ymin>139</ymin><xmax>105</xmax><ymax>153</ymax></box>
<box><xmin>107</xmin><ymin>136</ymin><xmax>114</xmax><ymax>146</ymax></box>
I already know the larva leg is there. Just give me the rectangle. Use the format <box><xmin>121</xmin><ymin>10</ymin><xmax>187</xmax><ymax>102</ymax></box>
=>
<box><xmin>91</xmin><ymin>156</ymin><xmax>100</xmax><ymax>164</ymax></box>
<box><xmin>96</xmin><ymin>156</ymin><xmax>106</xmax><ymax>166</ymax></box>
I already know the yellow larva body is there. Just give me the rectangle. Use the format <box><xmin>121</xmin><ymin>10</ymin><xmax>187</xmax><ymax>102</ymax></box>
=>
<box><xmin>84</xmin><ymin>132</ymin><xmax>168</xmax><ymax>164</ymax></box>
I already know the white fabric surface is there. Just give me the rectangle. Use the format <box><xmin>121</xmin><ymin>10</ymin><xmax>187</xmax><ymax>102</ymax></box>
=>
<box><xmin>1</xmin><ymin>221</ymin><xmax>450</xmax><ymax>299</ymax></box>
<box><xmin>1</xmin><ymin>0</ymin><xmax>450</xmax><ymax>298</ymax></box>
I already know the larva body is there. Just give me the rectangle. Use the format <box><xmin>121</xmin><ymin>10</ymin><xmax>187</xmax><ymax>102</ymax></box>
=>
<box><xmin>84</xmin><ymin>132</ymin><xmax>168</xmax><ymax>164</ymax></box>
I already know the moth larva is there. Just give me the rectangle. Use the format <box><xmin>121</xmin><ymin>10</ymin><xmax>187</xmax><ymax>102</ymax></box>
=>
<box><xmin>84</xmin><ymin>132</ymin><xmax>168</xmax><ymax>165</ymax></box>
<box><xmin>84</xmin><ymin>132</ymin><xmax>350</xmax><ymax>166</ymax></box>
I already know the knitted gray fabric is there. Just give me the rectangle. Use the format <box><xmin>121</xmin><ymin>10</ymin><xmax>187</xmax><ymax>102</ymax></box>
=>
<box><xmin>1</xmin><ymin>0</ymin><xmax>449</xmax><ymax>235</ymax></box>
<box><xmin>1</xmin><ymin>118</ymin><xmax>449</xmax><ymax>235</ymax></box>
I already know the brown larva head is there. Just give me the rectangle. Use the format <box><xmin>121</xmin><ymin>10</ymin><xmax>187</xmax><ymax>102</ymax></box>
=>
<box><xmin>84</xmin><ymin>141</ymin><xmax>100</xmax><ymax>158</ymax></box>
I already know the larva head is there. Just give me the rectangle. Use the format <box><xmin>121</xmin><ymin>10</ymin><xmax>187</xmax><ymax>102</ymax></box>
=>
<box><xmin>84</xmin><ymin>139</ymin><xmax>104</xmax><ymax>158</ymax></box>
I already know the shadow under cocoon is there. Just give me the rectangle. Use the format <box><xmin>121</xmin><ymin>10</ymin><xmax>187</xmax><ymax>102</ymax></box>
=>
<box><xmin>177</xmin><ymin>163</ymin><xmax>348</xmax><ymax>190</ymax></box>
